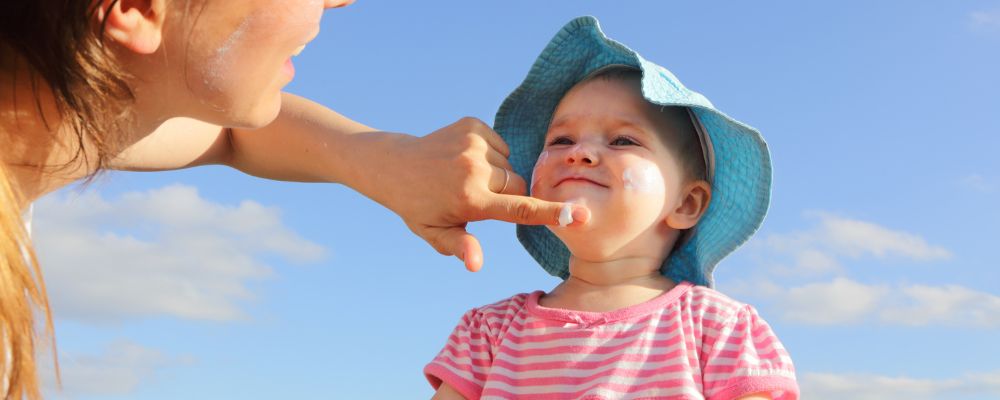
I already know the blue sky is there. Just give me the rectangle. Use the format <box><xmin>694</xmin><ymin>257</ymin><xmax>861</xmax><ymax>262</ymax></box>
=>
<box><xmin>32</xmin><ymin>1</ymin><xmax>999</xmax><ymax>399</ymax></box>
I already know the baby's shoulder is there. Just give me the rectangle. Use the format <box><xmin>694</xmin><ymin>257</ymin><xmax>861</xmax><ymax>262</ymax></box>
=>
<box><xmin>677</xmin><ymin>284</ymin><xmax>755</xmax><ymax>326</ymax></box>
<box><xmin>466</xmin><ymin>292</ymin><xmax>535</xmax><ymax>322</ymax></box>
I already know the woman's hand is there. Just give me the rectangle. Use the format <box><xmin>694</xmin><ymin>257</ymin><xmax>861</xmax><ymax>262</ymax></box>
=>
<box><xmin>358</xmin><ymin>117</ymin><xmax>589</xmax><ymax>272</ymax></box>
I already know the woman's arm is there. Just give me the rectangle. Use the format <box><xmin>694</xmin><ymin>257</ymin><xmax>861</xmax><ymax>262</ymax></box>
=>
<box><xmin>111</xmin><ymin>93</ymin><xmax>589</xmax><ymax>270</ymax></box>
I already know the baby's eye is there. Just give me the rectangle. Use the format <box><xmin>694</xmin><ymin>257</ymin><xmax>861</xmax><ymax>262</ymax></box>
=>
<box><xmin>547</xmin><ymin>136</ymin><xmax>574</xmax><ymax>146</ymax></box>
<box><xmin>610</xmin><ymin>136</ymin><xmax>640</xmax><ymax>146</ymax></box>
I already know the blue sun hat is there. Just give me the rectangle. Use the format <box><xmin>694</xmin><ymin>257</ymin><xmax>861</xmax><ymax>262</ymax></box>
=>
<box><xmin>494</xmin><ymin>16</ymin><xmax>772</xmax><ymax>288</ymax></box>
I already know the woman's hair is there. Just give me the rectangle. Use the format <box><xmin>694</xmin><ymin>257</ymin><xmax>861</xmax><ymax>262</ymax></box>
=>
<box><xmin>0</xmin><ymin>1</ymin><xmax>135</xmax><ymax>398</ymax></box>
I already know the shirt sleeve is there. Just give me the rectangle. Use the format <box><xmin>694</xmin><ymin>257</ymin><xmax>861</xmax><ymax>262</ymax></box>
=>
<box><xmin>424</xmin><ymin>308</ymin><xmax>497</xmax><ymax>400</ymax></box>
<box><xmin>702</xmin><ymin>304</ymin><xmax>799</xmax><ymax>400</ymax></box>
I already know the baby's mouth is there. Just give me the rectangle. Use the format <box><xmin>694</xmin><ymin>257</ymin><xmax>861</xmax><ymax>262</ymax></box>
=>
<box><xmin>555</xmin><ymin>177</ymin><xmax>608</xmax><ymax>188</ymax></box>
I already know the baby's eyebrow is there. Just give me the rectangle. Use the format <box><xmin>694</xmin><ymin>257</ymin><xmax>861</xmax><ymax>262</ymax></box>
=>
<box><xmin>548</xmin><ymin>115</ymin><xmax>576</xmax><ymax>131</ymax></box>
<box><xmin>548</xmin><ymin>114</ymin><xmax>647</xmax><ymax>132</ymax></box>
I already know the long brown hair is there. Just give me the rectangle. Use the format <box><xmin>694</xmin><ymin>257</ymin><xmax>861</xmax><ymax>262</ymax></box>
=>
<box><xmin>1</xmin><ymin>1</ymin><xmax>135</xmax><ymax>398</ymax></box>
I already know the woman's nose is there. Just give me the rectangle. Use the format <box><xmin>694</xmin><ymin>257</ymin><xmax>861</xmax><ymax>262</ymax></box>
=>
<box><xmin>324</xmin><ymin>0</ymin><xmax>356</xmax><ymax>9</ymax></box>
<box><xmin>565</xmin><ymin>144</ymin><xmax>599</xmax><ymax>166</ymax></box>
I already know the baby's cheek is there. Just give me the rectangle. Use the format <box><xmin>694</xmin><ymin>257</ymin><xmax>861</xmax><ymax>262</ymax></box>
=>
<box><xmin>621</xmin><ymin>162</ymin><xmax>666</xmax><ymax>196</ymax></box>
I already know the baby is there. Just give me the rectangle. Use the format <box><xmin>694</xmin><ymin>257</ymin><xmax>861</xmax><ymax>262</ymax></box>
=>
<box><xmin>425</xmin><ymin>17</ymin><xmax>798</xmax><ymax>400</ymax></box>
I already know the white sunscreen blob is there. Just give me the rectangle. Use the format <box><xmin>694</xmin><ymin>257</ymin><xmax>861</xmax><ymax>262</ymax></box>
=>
<box><xmin>558</xmin><ymin>203</ymin><xmax>574</xmax><ymax>227</ymax></box>
<box><xmin>622</xmin><ymin>164</ymin><xmax>662</xmax><ymax>193</ymax></box>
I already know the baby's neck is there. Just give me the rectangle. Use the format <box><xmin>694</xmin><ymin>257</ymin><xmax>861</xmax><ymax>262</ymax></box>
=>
<box><xmin>541</xmin><ymin>257</ymin><xmax>676</xmax><ymax>313</ymax></box>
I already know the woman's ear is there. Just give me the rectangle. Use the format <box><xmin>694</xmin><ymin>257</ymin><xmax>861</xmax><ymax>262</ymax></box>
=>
<box><xmin>665</xmin><ymin>180</ymin><xmax>712</xmax><ymax>230</ymax></box>
<box><xmin>95</xmin><ymin>0</ymin><xmax>167</xmax><ymax>54</ymax></box>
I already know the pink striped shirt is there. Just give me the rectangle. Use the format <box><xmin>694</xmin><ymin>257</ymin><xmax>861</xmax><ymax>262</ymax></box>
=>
<box><xmin>424</xmin><ymin>281</ymin><xmax>798</xmax><ymax>399</ymax></box>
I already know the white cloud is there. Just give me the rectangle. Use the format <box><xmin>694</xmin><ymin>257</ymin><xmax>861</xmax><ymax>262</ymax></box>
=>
<box><xmin>754</xmin><ymin>213</ymin><xmax>950</xmax><ymax>278</ymax></box>
<box><xmin>818</xmin><ymin>214</ymin><xmax>951</xmax><ymax>260</ymax></box>
<box><xmin>40</xmin><ymin>340</ymin><xmax>193</xmax><ymax>398</ymax></box>
<box><xmin>881</xmin><ymin>284</ymin><xmax>1000</xmax><ymax>328</ymax></box>
<box><xmin>737</xmin><ymin>213</ymin><xmax>1000</xmax><ymax>327</ymax></box>
<box><xmin>970</xmin><ymin>9</ymin><xmax>1000</xmax><ymax>32</ymax></box>
<box><xmin>802</xmin><ymin>370</ymin><xmax>1000</xmax><ymax>400</ymax></box>
<box><xmin>33</xmin><ymin>185</ymin><xmax>326</xmax><ymax>323</ymax></box>
<box><xmin>746</xmin><ymin>278</ymin><xmax>1000</xmax><ymax>327</ymax></box>
<box><xmin>782</xmin><ymin>278</ymin><xmax>888</xmax><ymax>324</ymax></box>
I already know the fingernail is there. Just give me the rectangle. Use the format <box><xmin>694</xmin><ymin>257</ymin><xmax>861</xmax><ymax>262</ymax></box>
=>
<box><xmin>572</xmin><ymin>206</ymin><xmax>590</xmax><ymax>224</ymax></box>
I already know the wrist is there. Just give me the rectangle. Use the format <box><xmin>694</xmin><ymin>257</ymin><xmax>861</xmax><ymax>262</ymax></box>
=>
<box><xmin>333</xmin><ymin>130</ymin><xmax>411</xmax><ymax>209</ymax></box>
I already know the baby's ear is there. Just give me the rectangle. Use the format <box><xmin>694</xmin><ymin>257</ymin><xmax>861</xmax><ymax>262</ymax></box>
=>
<box><xmin>665</xmin><ymin>180</ymin><xmax>711</xmax><ymax>230</ymax></box>
<box><xmin>95</xmin><ymin>0</ymin><xmax>167</xmax><ymax>54</ymax></box>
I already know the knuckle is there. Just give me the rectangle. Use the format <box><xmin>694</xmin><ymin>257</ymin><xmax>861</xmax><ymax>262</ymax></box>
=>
<box><xmin>455</xmin><ymin>152</ymin><xmax>478</xmax><ymax>171</ymax></box>
<box><xmin>429</xmin><ymin>236</ymin><xmax>452</xmax><ymax>255</ymax></box>
<box><xmin>458</xmin><ymin>116</ymin><xmax>483</xmax><ymax>128</ymax></box>
<box><xmin>513</xmin><ymin>201</ymin><xmax>536</xmax><ymax>223</ymax></box>
<box><xmin>455</xmin><ymin>190</ymin><xmax>478</xmax><ymax>214</ymax></box>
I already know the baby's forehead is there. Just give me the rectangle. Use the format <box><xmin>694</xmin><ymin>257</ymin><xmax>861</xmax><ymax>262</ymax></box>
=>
<box><xmin>552</xmin><ymin>77</ymin><xmax>693</xmax><ymax>143</ymax></box>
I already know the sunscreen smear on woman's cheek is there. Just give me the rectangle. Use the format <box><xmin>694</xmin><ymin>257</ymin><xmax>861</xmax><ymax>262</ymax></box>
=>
<box><xmin>203</xmin><ymin>19</ymin><xmax>251</xmax><ymax>93</ymax></box>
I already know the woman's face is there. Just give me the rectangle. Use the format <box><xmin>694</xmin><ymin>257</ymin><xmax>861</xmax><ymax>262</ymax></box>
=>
<box><xmin>150</xmin><ymin>0</ymin><xmax>353</xmax><ymax>127</ymax></box>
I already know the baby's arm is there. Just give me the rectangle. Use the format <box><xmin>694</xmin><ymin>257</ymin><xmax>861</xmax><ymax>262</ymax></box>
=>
<box><xmin>736</xmin><ymin>393</ymin><xmax>772</xmax><ymax>400</ymax></box>
<box><xmin>430</xmin><ymin>383</ymin><xmax>466</xmax><ymax>400</ymax></box>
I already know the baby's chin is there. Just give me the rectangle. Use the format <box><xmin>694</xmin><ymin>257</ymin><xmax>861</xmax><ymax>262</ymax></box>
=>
<box><xmin>546</xmin><ymin>198</ymin><xmax>674</xmax><ymax>260</ymax></box>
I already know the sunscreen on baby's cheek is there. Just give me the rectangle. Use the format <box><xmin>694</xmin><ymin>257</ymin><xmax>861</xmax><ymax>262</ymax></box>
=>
<box><xmin>622</xmin><ymin>163</ymin><xmax>664</xmax><ymax>194</ymax></box>
<box><xmin>531</xmin><ymin>150</ymin><xmax>551</xmax><ymax>193</ymax></box>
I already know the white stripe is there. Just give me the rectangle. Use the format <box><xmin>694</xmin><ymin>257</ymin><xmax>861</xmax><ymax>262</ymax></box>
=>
<box><xmin>487</xmin><ymin>359</ymin><xmax>696</xmax><ymax>380</ymax></box>
<box><xmin>434</xmin><ymin>351</ymin><xmax>490</xmax><ymax>375</ymax></box>
<box><xmin>498</xmin><ymin>329</ymin><xmax>682</xmax><ymax>352</ymax></box>
<box><xmin>441</xmin><ymin>339</ymin><xmax>492</xmax><ymax>361</ymax></box>
<box><xmin>494</xmin><ymin>330</ymin><xmax>691</xmax><ymax>365</ymax></box>
<box><xmin>719</xmin><ymin>337</ymin><xmax>780</xmax><ymax>352</ymax></box>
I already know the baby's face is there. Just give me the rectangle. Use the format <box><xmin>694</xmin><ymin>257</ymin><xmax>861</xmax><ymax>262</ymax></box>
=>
<box><xmin>532</xmin><ymin>78</ymin><xmax>691</xmax><ymax>262</ymax></box>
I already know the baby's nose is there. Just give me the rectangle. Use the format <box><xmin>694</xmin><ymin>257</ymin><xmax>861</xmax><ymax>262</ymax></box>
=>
<box><xmin>565</xmin><ymin>144</ymin><xmax>598</xmax><ymax>166</ymax></box>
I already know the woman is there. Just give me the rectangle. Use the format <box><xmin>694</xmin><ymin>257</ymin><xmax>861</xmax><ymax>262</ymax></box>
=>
<box><xmin>0</xmin><ymin>0</ymin><xmax>590</xmax><ymax>398</ymax></box>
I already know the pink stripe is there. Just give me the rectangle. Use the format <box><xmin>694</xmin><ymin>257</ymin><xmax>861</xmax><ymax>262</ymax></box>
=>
<box><xmin>424</xmin><ymin>363</ymin><xmax>483</xmax><ymax>400</ymax></box>
<box><xmin>503</xmin><ymin>318</ymin><xmax>691</xmax><ymax>345</ymax></box>
<box><xmin>491</xmin><ymin>346</ymin><xmax>691</xmax><ymax>374</ymax></box>
<box><xmin>498</xmin><ymin>334</ymin><xmax>686</xmax><ymax>359</ymax></box>
<box><xmin>708</xmin><ymin>375</ymin><xmax>799</xmax><ymax>400</ymax></box>
<box><xmin>481</xmin><ymin>375</ymin><xmax>700</xmax><ymax>399</ymax></box>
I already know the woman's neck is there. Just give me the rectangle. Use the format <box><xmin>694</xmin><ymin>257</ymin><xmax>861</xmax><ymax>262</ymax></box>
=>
<box><xmin>541</xmin><ymin>255</ymin><xmax>676</xmax><ymax>313</ymax></box>
<box><xmin>0</xmin><ymin>47</ymin><xmax>158</xmax><ymax>208</ymax></box>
